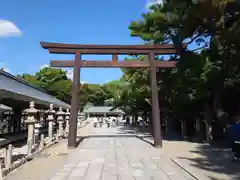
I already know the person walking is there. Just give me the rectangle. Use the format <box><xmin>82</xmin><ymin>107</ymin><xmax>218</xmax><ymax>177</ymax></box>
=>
<box><xmin>93</xmin><ymin>117</ymin><xmax>98</xmax><ymax>128</ymax></box>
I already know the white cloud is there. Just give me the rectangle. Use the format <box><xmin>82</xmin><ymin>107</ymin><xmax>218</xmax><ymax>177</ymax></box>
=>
<box><xmin>0</xmin><ymin>20</ymin><xmax>22</xmax><ymax>37</ymax></box>
<box><xmin>40</xmin><ymin>64</ymin><xmax>49</xmax><ymax>69</ymax></box>
<box><xmin>66</xmin><ymin>70</ymin><xmax>73</xmax><ymax>80</ymax></box>
<box><xmin>146</xmin><ymin>0</ymin><xmax>164</xmax><ymax>8</ymax></box>
<box><xmin>66</xmin><ymin>69</ymin><xmax>87</xmax><ymax>84</ymax></box>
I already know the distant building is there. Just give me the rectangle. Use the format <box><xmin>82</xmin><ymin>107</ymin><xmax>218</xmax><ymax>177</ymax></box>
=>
<box><xmin>83</xmin><ymin>103</ymin><xmax>124</xmax><ymax>117</ymax></box>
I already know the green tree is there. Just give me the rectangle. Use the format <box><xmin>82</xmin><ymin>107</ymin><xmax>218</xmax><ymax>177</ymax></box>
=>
<box><xmin>18</xmin><ymin>74</ymin><xmax>40</xmax><ymax>87</ymax></box>
<box><xmin>36</xmin><ymin>67</ymin><xmax>68</xmax><ymax>90</ymax></box>
<box><xmin>47</xmin><ymin>79</ymin><xmax>72</xmax><ymax>103</ymax></box>
<box><xmin>126</xmin><ymin>0</ymin><xmax>240</xmax><ymax>139</ymax></box>
<box><xmin>108</xmin><ymin>56</ymin><xmax>152</xmax><ymax>117</ymax></box>
<box><xmin>19</xmin><ymin>67</ymin><xmax>71</xmax><ymax>103</ymax></box>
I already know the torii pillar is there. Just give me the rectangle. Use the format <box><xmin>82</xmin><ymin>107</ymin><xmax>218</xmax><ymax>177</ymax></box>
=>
<box><xmin>68</xmin><ymin>53</ymin><xmax>81</xmax><ymax>148</ymax></box>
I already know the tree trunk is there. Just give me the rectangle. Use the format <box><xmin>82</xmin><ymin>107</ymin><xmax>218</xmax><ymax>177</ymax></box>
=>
<box><xmin>180</xmin><ymin>119</ymin><xmax>187</xmax><ymax>139</ymax></box>
<box><xmin>126</xmin><ymin>116</ymin><xmax>130</xmax><ymax>124</ymax></box>
<box><xmin>131</xmin><ymin>115</ymin><xmax>135</xmax><ymax>125</ymax></box>
<box><xmin>165</xmin><ymin>118</ymin><xmax>168</xmax><ymax>133</ymax></box>
<box><xmin>204</xmin><ymin>103</ymin><xmax>213</xmax><ymax>142</ymax></box>
<box><xmin>212</xmin><ymin>93</ymin><xmax>225</xmax><ymax>141</ymax></box>
<box><xmin>135</xmin><ymin>114</ymin><xmax>138</xmax><ymax>126</ymax></box>
<box><xmin>195</xmin><ymin>119</ymin><xmax>202</xmax><ymax>141</ymax></box>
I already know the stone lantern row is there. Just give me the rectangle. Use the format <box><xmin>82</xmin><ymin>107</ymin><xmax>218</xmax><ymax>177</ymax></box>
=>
<box><xmin>23</xmin><ymin>101</ymin><xmax>71</xmax><ymax>155</ymax></box>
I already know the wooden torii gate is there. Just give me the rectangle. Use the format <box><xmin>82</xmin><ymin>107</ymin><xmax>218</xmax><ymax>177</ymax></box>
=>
<box><xmin>40</xmin><ymin>41</ymin><xmax>184</xmax><ymax>149</ymax></box>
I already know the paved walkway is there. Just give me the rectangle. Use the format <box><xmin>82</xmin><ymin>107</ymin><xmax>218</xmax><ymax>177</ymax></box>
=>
<box><xmin>5</xmin><ymin>121</ymin><xmax>94</xmax><ymax>180</ymax></box>
<box><xmin>47</xmin><ymin>126</ymin><xmax>196</xmax><ymax>180</ymax></box>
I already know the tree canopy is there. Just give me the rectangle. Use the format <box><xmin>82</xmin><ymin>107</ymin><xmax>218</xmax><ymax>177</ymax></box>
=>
<box><xmin>18</xmin><ymin>67</ymin><xmax>123</xmax><ymax>109</ymax></box>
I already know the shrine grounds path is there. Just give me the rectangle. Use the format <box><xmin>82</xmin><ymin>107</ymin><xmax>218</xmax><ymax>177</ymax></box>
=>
<box><xmin>44</xmin><ymin>125</ymin><xmax>197</xmax><ymax>180</ymax></box>
<box><xmin>6</xmin><ymin>123</ymin><xmax>240</xmax><ymax>180</ymax></box>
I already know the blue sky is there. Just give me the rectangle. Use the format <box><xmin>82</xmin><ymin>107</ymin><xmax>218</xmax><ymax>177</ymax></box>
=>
<box><xmin>0</xmin><ymin>0</ymin><xmax>162</xmax><ymax>84</ymax></box>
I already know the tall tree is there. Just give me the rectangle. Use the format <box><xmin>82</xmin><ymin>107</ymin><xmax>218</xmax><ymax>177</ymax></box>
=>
<box><xmin>125</xmin><ymin>0</ymin><xmax>240</xmax><ymax>139</ymax></box>
<box><xmin>35</xmin><ymin>67</ymin><xmax>68</xmax><ymax>90</ymax></box>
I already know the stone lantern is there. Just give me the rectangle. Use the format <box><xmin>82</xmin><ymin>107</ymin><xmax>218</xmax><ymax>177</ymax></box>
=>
<box><xmin>34</xmin><ymin>121</ymin><xmax>42</xmax><ymax>144</ymax></box>
<box><xmin>56</xmin><ymin>107</ymin><xmax>65</xmax><ymax>138</ymax></box>
<box><xmin>65</xmin><ymin>109</ymin><xmax>70</xmax><ymax>136</ymax></box>
<box><xmin>24</xmin><ymin>101</ymin><xmax>38</xmax><ymax>155</ymax></box>
<box><xmin>34</xmin><ymin>109</ymin><xmax>44</xmax><ymax>144</ymax></box>
<box><xmin>39</xmin><ymin>109</ymin><xmax>45</xmax><ymax>126</ymax></box>
<box><xmin>45</xmin><ymin>104</ymin><xmax>55</xmax><ymax>142</ymax></box>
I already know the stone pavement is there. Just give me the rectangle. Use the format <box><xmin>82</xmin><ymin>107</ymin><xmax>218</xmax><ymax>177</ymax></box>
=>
<box><xmin>163</xmin><ymin>141</ymin><xmax>240</xmax><ymax>180</ymax></box>
<box><xmin>47</xmin><ymin>126</ymin><xmax>196</xmax><ymax>180</ymax></box>
<box><xmin>5</xmin><ymin>121</ymin><xmax>95</xmax><ymax>180</ymax></box>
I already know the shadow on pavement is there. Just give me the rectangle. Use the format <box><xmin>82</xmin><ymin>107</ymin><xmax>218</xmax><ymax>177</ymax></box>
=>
<box><xmin>76</xmin><ymin>124</ymin><xmax>154</xmax><ymax>146</ymax></box>
<box><xmin>76</xmin><ymin>136</ymin><xmax>86</xmax><ymax>147</ymax></box>
<box><xmin>118</xmin><ymin>124</ymin><xmax>240</xmax><ymax>179</ymax></box>
<box><xmin>78</xmin><ymin>123</ymin><xmax>240</xmax><ymax>179</ymax></box>
<box><xmin>177</xmin><ymin>143</ymin><xmax>240</xmax><ymax>180</ymax></box>
<box><xmin>135</xmin><ymin>136</ymin><xmax>154</xmax><ymax>147</ymax></box>
<box><xmin>118</xmin><ymin>124</ymin><xmax>185</xmax><ymax>141</ymax></box>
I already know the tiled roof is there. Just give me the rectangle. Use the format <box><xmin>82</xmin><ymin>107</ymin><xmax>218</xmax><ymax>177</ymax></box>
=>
<box><xmin>83</xmin><ymin>106</ymin><xmax>124</xmax><ymax>113</ymax></box>
<box><xmin>0</xmin><ymin>69</ymin><xmax>70</xmax><ymax>109</ymax></box>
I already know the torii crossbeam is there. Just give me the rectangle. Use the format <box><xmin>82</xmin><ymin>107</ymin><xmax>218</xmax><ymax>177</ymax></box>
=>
<box><xmin>40</xmin><ymin>41</ymin><xmax>185</xmax><ymax>149</ymax></box>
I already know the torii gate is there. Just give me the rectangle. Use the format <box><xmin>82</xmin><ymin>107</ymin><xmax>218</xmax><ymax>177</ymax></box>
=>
<box><xmin>40</xmin><ymin>41</ymin><xmax>185</xmax><ymax>149</ymax></box>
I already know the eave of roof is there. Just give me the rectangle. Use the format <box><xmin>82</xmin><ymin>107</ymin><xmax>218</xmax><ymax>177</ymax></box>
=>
<box><xmin>0</xmin><ymin>69</ymin><xmax>46</xmax><ymax>93</ymax></box>
<box><xmin>0</xmin><ymin>104</ymin><xmax>12</xmax><ymax>111</ymax></box>
<box><xmin>0</xmin><ymin>70</ymin><xmax>70</xmax><ymax>108</ymax></box>
<box><xmin>83</xmin><ymin>106</ymin><xmax>124</xmax><ymax>113</ymax></box>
